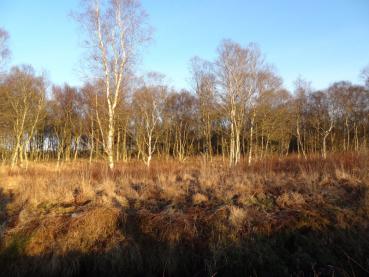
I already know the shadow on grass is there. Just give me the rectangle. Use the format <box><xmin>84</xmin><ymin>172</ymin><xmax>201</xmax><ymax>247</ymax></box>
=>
<box><xmin>1</xmin><ymin>208</ymin><xmax>369</xmax><ymax>276</ymax></box>
<box><xmin>1</xmin><ymin>156</ymin><xmax>369</xmax><ymax>277</ymax></box>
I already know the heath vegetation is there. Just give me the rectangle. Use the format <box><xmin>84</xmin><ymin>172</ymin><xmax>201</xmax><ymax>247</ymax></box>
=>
<box><xmin>0</xmin><ymin>155</ymin><xmax>369</xmax><ymax>276</ymax></box>
<box><xmin>0</xmin><ymin>0</ymin><xmax>369</xmax><ymax>276</ymax></box>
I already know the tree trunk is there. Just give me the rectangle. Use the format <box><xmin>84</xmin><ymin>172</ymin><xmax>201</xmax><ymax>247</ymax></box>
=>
<box><xmin>107</xmin><ymin>112</ymin><xmax>115</xmax><ymax>170</ymax></box>
<box><xmin>345</xmin><ymin>117</ymin><xmax>350</xmax><ymax>152</ymax></box>
<box><xmin>146</xmin><ymin>134</ymin><xmax>152</xmax><ymax>167</ymax></box>
<box><xmin>89</xmin><ymin>120</ymin><xmax>94</xmax><ymax>165</ymax></box>
<box><xmin>355</xmin><ymin>124</ymin><xmax>359</xmax><ymax>152</ymax></box>
<box><xmin>11</xmin><ymin>142</ymin><xmax>20</xmax><ymax>169</ymax></box>
<box><xmin>229</xmin><ymin>121</ymin><xmax>236</xmax><ymax>166</ymax></box>
<box><xmin>248</xmin><ymin>110</ymin><xmax>256</xmax><ymax>165</ymax></box>
<box><xmin>206</xmin><ymin>116</ymin><xmax>212</xmax><ymax>161</ymax></box>
<box><xmin>322</xmin><ymin>134</ymin><xmax>328</xmax><ymax>159</ymax></box>
<box><xmin>235</xmin><ymin>127</ymin><xmax>241</xmax><ymax>164</ymax></box>
<box><xmin>296</xmin><ymin>118</ymin><xmax>307</xmax><ymax>159</ymax></box>
<box><xmin>73</xmin><ymin>136</ymin><xmax>80</xmax><ymax>161</ymax></box>
<box><xmin>122</xmin><ymin>122</ymin><xmax>128</xmax><ymax>162</ymax></box>
<box><xmin>116</xmin><ymin>129</ymin><xmax>121</xmax><ymax>162</ymax></box>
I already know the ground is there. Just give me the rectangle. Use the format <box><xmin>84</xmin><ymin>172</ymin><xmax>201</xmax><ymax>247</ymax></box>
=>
<box><xmin>0</xmin><ymin>154</ymin><xmax>369</xmax><ymax>276</ymax></box>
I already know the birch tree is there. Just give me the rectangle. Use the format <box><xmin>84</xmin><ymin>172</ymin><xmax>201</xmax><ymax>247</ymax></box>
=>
<box><xmin>0</xmin><ymin>28</ymin><xmax>10</xmax><ymax>72</ymax></box>
<box><xmin>165</xmin><ymin>90</ymin><xmax>197</xmax><ymax>162</ymax></box>
<box><xmin>0</xmin><ymin>66</ymin><xmax>45</xmax><ymax>169</ymax></box>
<box><xmin>293</xmin><ymin>78</ymin><xmax>311</xmax><ymax>159</ymax></box>
<box><xmin>50</xmin><ymin>84</ymin><xmax>82</xmax><ymax>166</ymax></box>
<box><xmin>75</xmin><ymin>0</ymin><xmax>150</xmax><ymax>169</ymax></box>
<box><xmin>361</xmin><ymin>64</ymin><xmax>369</xmax><ymax>88</ymax></box>
<box><xmin>216</xmin><ymin>40</ymin><xmax>263</xmax><ymax>166</ymax></box>
<box><xmin>132</xmin><ymin>84</ymin><xmax>166</xmax><ymax>167</ymax></box>
<box><xmin>308</xmin><ymin>91</ymin><xmax>335</xmax><ymax>159</ymax></box>
<box><xmin>248</xmin><ymin>67</ymin><xmax>282</xmax><ymax>163</ymax></box>
<box><xmin>255</xmin><ymin>89</ymin><xmax>292</xmax><ymax>158</ymax></box>
<box><xmin>190</xmin><ymin>57</ymin><xmax>217</xmax><ymax>160</ymax></box>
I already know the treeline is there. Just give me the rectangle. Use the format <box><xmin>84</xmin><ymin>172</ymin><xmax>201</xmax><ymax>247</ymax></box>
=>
<box><xmin>0</xmin><ymin>61</ymin><xmax>368</xmax><ymax>168</ymax></box>
<box><xmin>0</xmin><ymin>0</ymin><xmax>369</xmax><ymax>169</ymax></box>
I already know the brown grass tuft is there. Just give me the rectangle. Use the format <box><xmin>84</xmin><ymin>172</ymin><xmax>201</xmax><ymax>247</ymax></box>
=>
<box><xmin>1</xmin><ymin>154</ymin><xmax>369</xmax><ymax>276</ymax></box>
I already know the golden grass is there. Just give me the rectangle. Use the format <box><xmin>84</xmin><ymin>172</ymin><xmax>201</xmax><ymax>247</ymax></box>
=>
<box><xmin>0</xmin><ymin>154</ymin><xmax>369</xmax><ymax>276</ymax></box>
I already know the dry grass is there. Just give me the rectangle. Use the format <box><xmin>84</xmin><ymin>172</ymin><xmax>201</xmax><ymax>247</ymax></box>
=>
<box><xmin>0</xmin><ymin>154</ymin><xmax>369</xmax><ymax>276</ymax></box>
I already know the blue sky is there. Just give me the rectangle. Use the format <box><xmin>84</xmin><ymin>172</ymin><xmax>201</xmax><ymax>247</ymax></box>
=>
<box><xmin>1</xmin><ymin>0</ymin><xmax>369</xmax><ymax>91</ymax></box>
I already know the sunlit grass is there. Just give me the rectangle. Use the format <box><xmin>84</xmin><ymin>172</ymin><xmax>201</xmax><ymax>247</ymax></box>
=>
<box><xmin>0</xmin><ymin>154</ymin><xmax>368</xmax><ymax>276</ymax></box>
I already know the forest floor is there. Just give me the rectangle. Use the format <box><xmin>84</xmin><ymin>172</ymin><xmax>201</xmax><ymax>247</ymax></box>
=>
<box><xmin>0</xmin><ymin>154</ymin><xmax>369</xmax><ymax>276</ymax></box>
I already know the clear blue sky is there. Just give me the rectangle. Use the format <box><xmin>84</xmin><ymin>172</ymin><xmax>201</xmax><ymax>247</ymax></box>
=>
<box><xmin>1</xmin><ymin>0</ymin><xmax>369</xmax><ymax>91</ymax></box>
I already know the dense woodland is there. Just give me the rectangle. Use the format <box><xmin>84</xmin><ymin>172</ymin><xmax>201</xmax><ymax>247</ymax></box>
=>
<box><xmin>0</xmin><ymin>0</ymin><xmax>368</xmax><ymax>170</ymax></box>
<box><xmin>1</xmin><ymin>64</ymin><xmax>369</xmax><ymax>169</ymax></box>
